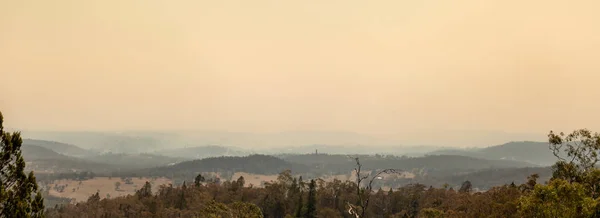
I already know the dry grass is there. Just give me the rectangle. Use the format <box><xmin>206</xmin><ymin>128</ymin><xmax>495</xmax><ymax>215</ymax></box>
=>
<box><xmin>48</xmin><ymin>177</ymin><xmax>172</xmax><ymax>203</ymax></box>
<box><xmin>231</xmin><ymin>172</ymin><xmax>279</xmax><ymax>187</ymax></box>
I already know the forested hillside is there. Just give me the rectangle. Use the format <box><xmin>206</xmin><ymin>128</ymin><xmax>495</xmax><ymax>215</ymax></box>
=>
<box><xmin>132</xmin><ymin>155</ymin><xmax>311</xmax><ymax>178</ymax></box>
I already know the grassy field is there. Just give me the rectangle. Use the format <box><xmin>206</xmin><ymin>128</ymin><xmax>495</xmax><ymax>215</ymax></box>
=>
<box><xmin>47</xmin><ymin>171</ymin><xmax>415</xmax><ymax>203</ymax></box>
<box><xmin>48</xmin><ymin>177</ymin><xmax>172</xmax><ymax>202</ymax></box>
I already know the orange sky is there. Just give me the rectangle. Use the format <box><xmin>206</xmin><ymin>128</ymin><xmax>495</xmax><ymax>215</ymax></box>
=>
<box><xmin>1</xmin><ymin>0</ymin><xmax>599</xmax><ymax>141</ymax></box>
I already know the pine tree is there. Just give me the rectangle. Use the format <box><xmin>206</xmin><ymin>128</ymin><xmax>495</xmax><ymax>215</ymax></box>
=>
<box><xmin>304</xmin><ymin>179</ymin><xmax>317</xmax><ymax>218</ymax></box>
<box><xmin>236</xmin><ymin>176</ymin><xmax>245</xmax><ymax>188</ymax></box>
<box><xmin>194</xmin><ymin>174</ymin><xmax>205</xmax><ymax>187</ymax></box>
<box><xmin>459</xmin><ymin>180</ymin><xmax>472</xmax><ymax>193</ymax></box>
<box><xmin>298</xmin><ymin>176</ymin><xmax>304</xmax><ymax>190</ymax></box>
<box><xmin>87</xmin><ymin>191</ymin><xmax>100</xmax><ymax>204</ymax></box>
<box><xmin>136</xmin><ymin>181</ymin><xmax>152</xmax><ymax>199</ymax></box>
<box><xmin>295</xmin><ymin>190</ymin><xmax>303</xmax><ymax>218</ymax></box>
<box><xmin>0</xmin><ymin>111</ymin><xmax>45</xmax><ymax>218</ymax></box>
<box><xmin>176</xmin><ymin>181</ymin><xmax>188</xmax><ymax>209</ymax></box>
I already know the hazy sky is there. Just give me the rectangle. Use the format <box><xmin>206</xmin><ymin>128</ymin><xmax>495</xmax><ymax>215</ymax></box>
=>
<box><xmin>1</xmin><ymin>0</ymin><xmax>599</xmax><ymax>142</ymax></box>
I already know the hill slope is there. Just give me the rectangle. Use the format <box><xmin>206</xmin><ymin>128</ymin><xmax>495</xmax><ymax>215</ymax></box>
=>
<box><xmin>23</xmin><ymin>139</ymin><xmax>94</xmax><ymax>157</ymax></box>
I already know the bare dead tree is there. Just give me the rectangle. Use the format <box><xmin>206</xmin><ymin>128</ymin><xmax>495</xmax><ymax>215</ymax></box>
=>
<box><xmin>348</xmin><ymin>157</ymin><xmax>402</xmax><ymax>218</ymax></box>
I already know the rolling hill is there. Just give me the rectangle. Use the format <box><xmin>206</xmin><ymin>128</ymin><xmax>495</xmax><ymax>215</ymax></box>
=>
<box><xmin>427</xmin><ymin>141</ymin><xmax>560</xmax><ymax>166</ymax></box>
<box><xmin>21</xmin><ymin>144</ymin><xmax>115</xmax><ymax>173</ymax></box>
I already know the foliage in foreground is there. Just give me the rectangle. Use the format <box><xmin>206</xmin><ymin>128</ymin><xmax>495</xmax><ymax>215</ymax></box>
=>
<box><xmin>517</xmin><ymin>129</ymin><xmax>600</xmax><ymax>218</ymax></box>
<box><xmin>0</xmin><ymin>111</ymin><xmax>45</xmax><ymax>217</ymax></box>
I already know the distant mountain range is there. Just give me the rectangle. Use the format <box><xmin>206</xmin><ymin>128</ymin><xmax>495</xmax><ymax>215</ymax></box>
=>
<box><xmin>17</xmin><ymin>132</ymin><xmax>556</xmax><ymax>185</ymax></box>
<box><xmin>22</xmin><ymin>131</ymin><xmax>393</xmax><ymax>152</ymax></box>
<box><xmin>21</xmin><ymin>130</ymin><xmax>545</xmax><ymax>154</ymax></box>
<box><xmin>21</xmin><ymin>130</ymin><xmax>561</xmax><ymax>166</ymax></box>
